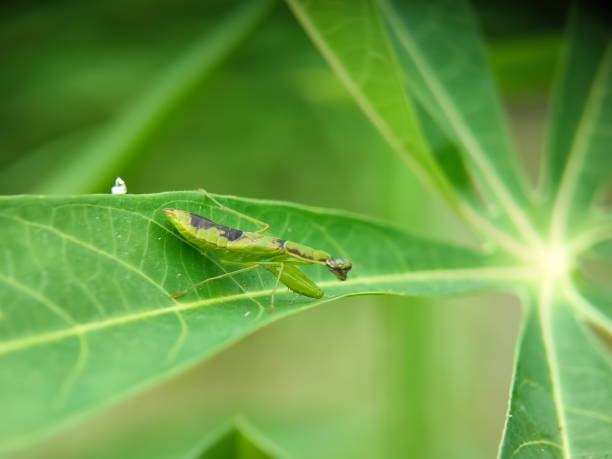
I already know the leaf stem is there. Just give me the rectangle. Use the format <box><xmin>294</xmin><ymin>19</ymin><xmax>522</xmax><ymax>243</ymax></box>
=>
<box><xmin>563</xmin><ymin>281</ymin><xmax>612</xmax><ymax>338</ymax></box>
<box><xmin>550</xmin><ymin>41</ymin><xmax>612</xmax><ymax>244</ymax></box>
<box><xmin>568</xmin><ymin>222</ymin><xmax>612</xmax><ymax>255</ymax></box>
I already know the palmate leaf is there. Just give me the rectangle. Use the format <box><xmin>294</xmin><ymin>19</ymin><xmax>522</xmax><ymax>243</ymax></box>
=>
<box><xmin>496</xmin><ymin>8</ymin><xmax>612</xmax><ymax>456</ymax></box>
<box><xmin>283</xmin><ymin>0</ymin><xmax>460</xmax><ymax>210</ymax></box>
<box><xmin>496</xmin><ymin>7</ymin><xmax>612</xmax><ymax>458</ymax></box>
<box><xmin>544</xmin><ymin>7</ymin><xmax>612</xmax><ymax>235</ymax></box>
<box><xmin>285</xmin><ymin>0</ymin><xmax>535</xmax><ymax>260</ymax></box>
<box><xmin>378</xmin><ymin>0</ymin><xmax>536</xmax><ymax>240</ymax></box>
<box><xmin>285</xmin><ymin>0</ymin><xmax>612</xmax><ymax>457</ymax></box>
<box><xmin>499</xmin><ymin>283</ymin><xmax>612</xmax><ymax>458</ymax></box>
<box><xmin>2</xmin><ymin>1</ymin><xmax>611</xmax><ymax>457</ymax></box>
<box><xmin>0</xmin><ymin>192</ymin><xmax>528</xmax><ymax>451</ymax></box>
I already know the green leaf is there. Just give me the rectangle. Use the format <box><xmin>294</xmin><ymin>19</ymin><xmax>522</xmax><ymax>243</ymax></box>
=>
<box><xmin>499</xmin><ymin>282</ymin><xmax>612</xmax><ymax>458</ymax></box>
<box><xmin>378</xmin><ymin>0</ymin><xmax>538</xmax><ymax>243</ymax></box>
<box><xmin>184</xmin><ymin>418</ymin><xmax>288</xmax><ymax>459</ymax></box>
<box><xmin>285</xmin><ymin>0</ymin><xmax>536</xmax><ymax>260</ymax></box>
<box><xmin>546</xmin><ymin>7</ymin><xmax>612</xmax><ymax>238</ymax></box>
<box><xmin>31</xmin><ymin>0</ymin><xmax>274</xmax><ymax>195</ymax></box>
<box><xmin>489</xmin><ymin>34</ymin><xmax>562</xmax><ymax>97</ymax></box>
<box><xmin>413</xmin><ymin>102</ymin><xmax>475</xmax><ymax>204</ymax></box>
<box><xmin>569</xmin><ymin>280</ymin><xmax>612</xmax><ymax>335</ymax></box>
<box><xmin>283</xmin><ymin>0</ymin><xmax>460</xmax><ymax>212</ymax></box>
<box><xmin>285</xmin><ymin>1</ymin><xmax>612</xmax><ymax>457</ymax></box>
<box><xmin>496</xmin><ymin>7</ymin><xmax>612</xmax><ymax>457</ymax></box>
<box><xmin>498</xmin><ymin>293</ymin><xmax>562</xmax><ymax>458</ymax></box>
<box><xmin>0</xmin><ymin>191</ymin><xmax>527</xmax><ymax>452</ymax></box>
<box><xmin>3</xmin><ymin>1</ymin><xmax>612</xmax><ymax>457</ymax></box>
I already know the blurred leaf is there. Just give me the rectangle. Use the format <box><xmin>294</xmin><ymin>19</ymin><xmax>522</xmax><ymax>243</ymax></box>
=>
<box><xmin>413</xmin><ymin>102</ymin><xmax>475</xmax><ymax>204</ymax></box>
<box><xmin>379</xmin><ymin>0</ymin><xmax>539</xmax><ymax>247</ymax></box>
<box><xmin>285</xmin><ymin>0</ymin><xmax>537</xmax><ymax>260</ymax></box>
<box><xmin>544</xmin><ymin>7</ymin><xmax>612</xmax><ymax>238</ymax></box>
<box><xmin>496</xmin><ymin>6</ymin><xmax>612</xmax><ymax>458</ymax></box>
<box><xmin>284</xmin><ymin>0</ymin><xmax>460</xmax><ymax>207</ymax></box>
<box><xmin>285</xmin><ymin>1</ymin><xmax>612</xmax><ymax>458</ymax></box>
<box><xmin>489</xmin><ymin>34</ymin><xmax>562</xmax><ymax>97</ymax></box>
<box><xmin>0</xmin><ymin>127</ymin><xmax>101</xmax><ymax>195</ymax></box>
<box><xmin>0</xmin><ymin>191</ymin><xmax>528</xmax><ymax>452</ymax></box>
<box><xmin>185</xmin><ymin>418</ymin><xmax>288</xmax><ymax>459</ymax></box>
<box><xmin>31</xmin><ymin>0</ymin><xmax>275</xmax><ymax>194</ymax></box>
<box><xmin>569</xmin><ymin>217</ymin><xmax>612</xmax><ymax>292</ymax></box>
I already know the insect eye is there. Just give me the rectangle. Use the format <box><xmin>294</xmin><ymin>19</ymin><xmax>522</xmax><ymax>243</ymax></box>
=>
<box><xmin>331</xmin><ymin>258</ymin><xmax>352</xmax><ymax>269</ymax></box>
<box><xmin>326</xmin><ymin>258</ymin><xmax>352</xmax><ymax>281</ymax></box>
<box><xmin>340</xmin><ymin>259</ymin><xmax>352</xmax><ymax>270</ymax></box>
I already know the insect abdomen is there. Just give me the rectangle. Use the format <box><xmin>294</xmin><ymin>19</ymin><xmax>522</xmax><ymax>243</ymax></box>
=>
<box><xmin>189</xmin><ymin>213</ymin><xmax>243</xmax><ymax>241</ymax></box>
<box><xmin>164</xmin><ymin>209</ymin><xmax>244</xmax><ymax>249</ymax></box>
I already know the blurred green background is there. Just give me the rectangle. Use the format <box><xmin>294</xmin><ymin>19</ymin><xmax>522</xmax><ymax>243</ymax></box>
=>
<box><xmin>1</xmin><ymin>0</ymin><xmax>566</xmax><ymax>457</ymax></box>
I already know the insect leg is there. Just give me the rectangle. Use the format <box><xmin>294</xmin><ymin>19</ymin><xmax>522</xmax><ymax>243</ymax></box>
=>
<box><xmin>269</xmin><ymin>263</ymin><xmax>284</xmax><ymax>313</ymax></box>
<box><xmin>197</xmin><ymin>187</ymin><xmax>270</xmax><ymax>233</ymax></box>
<box><xmin>171</xmin><ymin>264</ymin><xmax>260</xmax><ymax>299</ymax></box>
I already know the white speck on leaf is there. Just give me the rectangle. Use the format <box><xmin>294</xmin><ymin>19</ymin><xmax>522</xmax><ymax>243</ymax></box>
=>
<box><xmin>111</xmin><ymin>176</ymin><xmax>127</xmax><ymax>195</ymax></box>
<box><xmin>244</xmin><ymin>311</ymin><xmax>251</xmax><ymax>317</ymax></box>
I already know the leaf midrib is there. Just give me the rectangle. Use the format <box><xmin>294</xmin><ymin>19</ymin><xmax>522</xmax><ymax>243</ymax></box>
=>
<box><xmin>539</xmin><ymin>278</ymin><xmax>571</xmax><ymax>459</ymax></box>
<box><xmin>0</xmin><ymin>265</ymin><xmax>538</xmax><ymax>356</ymax></box>
<box><xmin>284</xmin><ymin>0</ymin><xmax>471</xmax><ymax>233</ymax></box>
<box><xmin>287</xmin><ymin>0</ymin><xmax>539</xmax><ymax>261</ymax></box>
<box><xmin>1</xmin><ymin>195</ymin><xmax>540</xmax><ymax>357</ymax></box>
<box><xmin>551</xmin><ymin>40</ymin><xmax>612</xmax><ymax>243</ymax></box>
<box><xmin>536</xmin><ymin>275</ymin><xmax>612</xmax><ymax>459</ymax></box>
<box><xmin>378</xmin><ymin>0</ymin><xmax>542</xmax><ymax>248</ymax></box>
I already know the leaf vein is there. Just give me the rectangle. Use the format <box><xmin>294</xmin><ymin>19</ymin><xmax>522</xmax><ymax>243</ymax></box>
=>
<box><xmin>0</xmin><ymin>265</ymin><xmax>537</xmax><ymax>356</ymax></box>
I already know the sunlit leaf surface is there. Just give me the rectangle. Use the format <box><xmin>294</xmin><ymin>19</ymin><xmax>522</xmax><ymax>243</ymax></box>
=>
<box><xmin>0</xmin><ymin>192</ymin><xmax>523</xmax><ymax>451</ymax></box>
<box><xmin>496</xmin><ymin>9</ymin><xmax>612</xmax><ymax>457</ymax></box>
<box><xmin>545</xmin><ymin>9</ymin><xmax>612</xmax><ymax>219</ymax></box>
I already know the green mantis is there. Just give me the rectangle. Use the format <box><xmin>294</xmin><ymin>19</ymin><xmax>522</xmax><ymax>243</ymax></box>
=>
<box><xmin>163</xmin><ymin>190</ymin><xmax>352</xmax><ymax>311</ymax></box>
